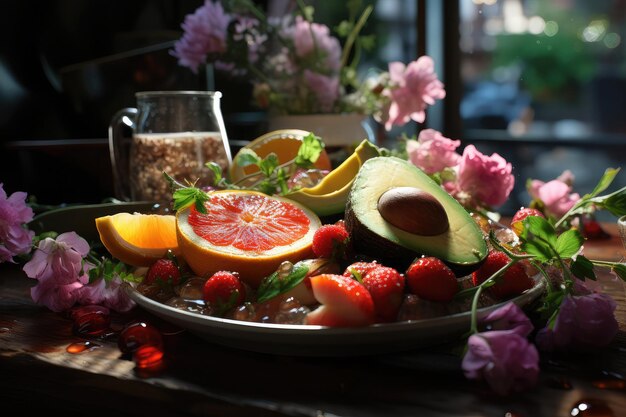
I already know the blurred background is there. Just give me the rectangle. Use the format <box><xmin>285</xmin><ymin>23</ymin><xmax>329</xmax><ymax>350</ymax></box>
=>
<box><xmin>1</xmin><ymin>0</ymin><xmax>624</xmax><ymax>217</ymax></box>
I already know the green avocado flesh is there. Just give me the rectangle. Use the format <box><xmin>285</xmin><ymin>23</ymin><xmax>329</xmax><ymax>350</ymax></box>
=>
<box><xmin>345</xmin><ymin>156</ymin><xmax>488</xmax><ymax>275</ymax></box>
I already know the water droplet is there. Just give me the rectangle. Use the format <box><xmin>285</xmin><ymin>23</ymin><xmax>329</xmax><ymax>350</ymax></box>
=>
<box><xmin>592</xmin><ymin>380</ymin><xmax>626</xmax><ymax>390</ymax></box>
<box><xmin>118</xmin><ymin>321</ymin><xmax>163</xmax><ymax>355</ymax></box>
<box><xmin>133</xmin><ymin>344</ymin><xmax>164</xmax><ymax>369</ymax></box>
<box><xmin>66</xmin><ymin>341</ymin><xmax>101</xmax><ymax>354</ymax></box>
<box><xmin>0</xmin><ymin>327</ymin><xmax>10</xmax><ymax>333</ymax></box>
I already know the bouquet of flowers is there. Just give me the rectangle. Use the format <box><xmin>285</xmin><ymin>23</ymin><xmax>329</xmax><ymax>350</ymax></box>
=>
<box><xmin>171</xmin><ymin>0</ymin><xmax>445</xmax><ymax>130</ymax></box>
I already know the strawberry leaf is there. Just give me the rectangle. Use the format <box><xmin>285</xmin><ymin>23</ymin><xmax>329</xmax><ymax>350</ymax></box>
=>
<box><xmin>555</xmin><ymin>229</ymin><xmax>584</xmax><ymax>259</ymax></box>
<box><xmin>570</xmin><ymin>255</ymin><xmax>596</xmax><ymax>281</ymax></box>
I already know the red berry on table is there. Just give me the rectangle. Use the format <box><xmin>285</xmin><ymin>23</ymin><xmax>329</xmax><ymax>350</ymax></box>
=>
<box><xmin>144</xmin><ymin>258</ymin><xmax>182</xmax><ymax>286</ymax></box>
<box><xmin>471</xmin><ymin>251</ymin><xmax>534</xmax><ymax>299</ymax></box>
<box><xmin>511</xmin><ymin>207</ymin><xmax>545</xmax><ymax>236</ymax></box>
<box><xmin>405</xmin><ymin>257</ymin><xmax>459</xmax><ymax>302</ymax></box>
<box><xmin>342</xmin><ymin>261</ymin><xmax>380</xmax><ymax>279</ymax></box>
<box><xmin>203</xmin><ymin>271</ymin><xmax>246</xmax><ymax>314</ymax></box>
<box><xmin>305</xmin><ymin>274</ymin><xmax>375</xmax><ymax>327</ymax></box>
<box><xmin>312</xmin><ymin>223</ymin><xmax>350</xmax><ymax>259</ymax></box>
<box><xmin>361</xmin><ymin>266</ymin><xmax>405</xmax><ymax>322</ymax></box>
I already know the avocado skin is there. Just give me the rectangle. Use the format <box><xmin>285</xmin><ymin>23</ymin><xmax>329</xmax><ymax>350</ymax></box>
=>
<box><xmin>344</xmin><ymin>157</ymin><xmax>488</xmax><ymax>277</ymax></box>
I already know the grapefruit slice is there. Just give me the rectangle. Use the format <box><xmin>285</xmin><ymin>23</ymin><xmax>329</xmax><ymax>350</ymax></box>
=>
<box><xmin>229</xmin><ymin>130</ymin><xmax>332</xmax><ymax>183</ymax></box>
<box><xmin>176</xmin><ymin>190</ymin><xmax>321</xmax><ymax>288</ymax></box>
<box><xmin>95</xmin><ymin>213</ymin><xmax>178</xmax><ymax>266</ymax></box>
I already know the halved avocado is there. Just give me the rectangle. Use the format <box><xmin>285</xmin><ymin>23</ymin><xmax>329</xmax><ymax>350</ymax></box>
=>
<box><xmin>345</xmin><ymin>156</ymin><xmax>488</xmax><ymax>276</ymax></box>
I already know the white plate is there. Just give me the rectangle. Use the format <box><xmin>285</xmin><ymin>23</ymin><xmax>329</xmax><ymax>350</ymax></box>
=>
<box><xmin>124</xmin><ymin>278</ymin><xmax>545</xmax><ymax>357</ymax></box>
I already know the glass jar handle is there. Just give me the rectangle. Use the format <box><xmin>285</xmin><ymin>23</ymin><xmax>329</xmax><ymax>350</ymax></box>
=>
<box><xmin>108</xmin><ymin>107</ymin><xmax>138</xmax><ymax>201</ymax></box>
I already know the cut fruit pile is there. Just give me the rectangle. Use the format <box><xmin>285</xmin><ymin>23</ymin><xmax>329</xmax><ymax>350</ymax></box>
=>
<box><xmin>96</xmin><ymin>134</ymin><xmax>538</xmax><ymax>328</ymax></box>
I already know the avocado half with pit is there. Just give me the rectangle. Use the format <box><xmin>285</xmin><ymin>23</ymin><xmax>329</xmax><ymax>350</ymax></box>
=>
<box><xmin>345</xmin><ymin>156</ymin><xmax>488</xmax><ymax>276</ymax></box>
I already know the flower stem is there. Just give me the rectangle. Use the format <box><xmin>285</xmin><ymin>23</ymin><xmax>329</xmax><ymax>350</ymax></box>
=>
<box><xmin>340</xmin><ymin>5</ymin><xmax>373</xmax><ymax>71</ymax></box>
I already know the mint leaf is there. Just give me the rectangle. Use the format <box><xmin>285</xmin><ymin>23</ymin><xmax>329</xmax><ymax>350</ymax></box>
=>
<box><xmin>256</xmin><ymin>262</ymin><xmax>310</xmax><ymax>303</ymax></box>
<box><xmin>172</xmin><ymin>187</ymin><xmax>209</xmax><ymax>213</ymax></box>
<box><xmin>258</xmin><ymin>153</ymin><xmax>279</xmax><ymax>177</ymax></box>
<box><xmin>555</xmin><ymin>229</ymin><xmax>584</xmax><ymax>259</ymax></box>
<box><xmin>206</xmin><ymin>162</ymin><xmax>223</xmax><ymax>184</ymax></box>
<box><xmin>295</xmin><ymin>133</ymin><xmax>324</xmax><ymax>168</ymax></box>
<box><xmin>570</xmin><ymin>255</ymin><xmax>596</xmax><ymax>281</ymax></box>
<box><xmin>235</xmin><ymin>149</ymin><xmax>262</xmax><ymax>167</ymax></box>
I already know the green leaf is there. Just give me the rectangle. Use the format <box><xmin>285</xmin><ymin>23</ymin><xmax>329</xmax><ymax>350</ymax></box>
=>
<box><xmin>258</xmin><ymin>153</ymin><xmax>279</xmax><ymax>177</ymax></box>
<box><xmin>599</xmin><ymin>187</ymin><xmax>626</xmax><ymax>217</ymax></box>
<box><xmin>336</xmin><ymin>20</ymin><xmax>353</xmax><ymax>37</ymax></box>
<box><xmin>588</xmin><ymin>167</ymin><xmax>620</xmax><ymax>198</ymax></box>
<box><xmin>570</xmin><ymin>255</ymin><xmax>596</xmax><ymax>280</ymax></box>
<box><xmin>256</xmin><ymin>262</ymin><xmax>310</xmax><ymax>303</ymax></box>
<box><xmin>206</xmin><ymin>162</ymin><xmax>223</xmax><ymax>184</ymax></box>
<box><xmin>520</xmin><ymin>216</ymin><xmax>557</xmax><ymax>262</ymax></box>
<box><xmin>172</xmin><ymin>187</ymin><xmax>209</xmax><ymax>213</ymax></box>
<box><xmin>555</xmin><ymin>229</ymin><xmax>584</xmax><ymax>259</ymax></box>
<box><xmin>294</xmin><ymin>133</ymin><xmax>324</xmax><ymax>168</ymax></box>
<box><xmin>346</xmin><ymin>0</ymin><xmax>363</xmax><ymax>18</ymax></box>
<box><xmin>235</xmin><ymin>149</ymin><xmax>261</xmax><ymax>168</ymax></box>
<box><xmin>359</xmin><ymin>34</ymin><xmax>376</xmax><ymax>50</ymax></box>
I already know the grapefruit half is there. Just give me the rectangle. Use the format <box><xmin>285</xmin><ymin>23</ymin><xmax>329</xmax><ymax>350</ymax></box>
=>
<box><xmin>176</xmin><ymin>190</ymin><xmax>321</xmax><ymax>287</ymax></box>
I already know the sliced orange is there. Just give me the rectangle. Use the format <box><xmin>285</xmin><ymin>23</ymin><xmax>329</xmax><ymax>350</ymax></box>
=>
<box><xmin>95</xmin><ymin>213</ymin><xmax>178</xmax><ymax>266</ymax></box>
<box><xmin>176</xmin><ymin>190</ymin><xmax>321</xmax><ymax>288</ymax></box>
<box><xmin>229</xmin><ymin>129</ymin><xmax>332</xmax><ymax>183</ymax></box>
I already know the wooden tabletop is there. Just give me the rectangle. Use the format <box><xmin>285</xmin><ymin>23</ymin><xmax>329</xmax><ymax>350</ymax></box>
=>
<box><xmin>1</xmin><ymin>225</ymin><xmax>625</xmax><ymax>417</ymax></box>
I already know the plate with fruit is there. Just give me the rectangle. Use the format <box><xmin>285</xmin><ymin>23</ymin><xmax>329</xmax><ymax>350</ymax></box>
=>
<box><xmin>84</xmin><ymin>136</ymin><xmax>544</xmax><ymax>356</ymax></box>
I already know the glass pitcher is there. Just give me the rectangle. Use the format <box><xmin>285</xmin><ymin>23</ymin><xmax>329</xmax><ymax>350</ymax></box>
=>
<box><xmin>108</xmin><ymin>91</ymin><xmax>231</xmax><ymax>203</ymax></box>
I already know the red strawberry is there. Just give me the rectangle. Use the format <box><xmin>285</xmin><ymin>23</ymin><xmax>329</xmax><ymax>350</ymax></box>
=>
<box><xmin>305</xmin><ymin>274</ymin><xmax>375</xmax><ymax>327</ymax></box>
<box><xmin>511</xmin><ymin>207</ymin><xmax>545</xmax><ymax>236</ymax></box>
<box><xmin>312</xmin><ymin>224</ymin><xmax>350</xmax><ymax>259</ymax></box>
<box><xmin>361</xmin><ymin>266</ymin><xmax>405</xmax><ymax>322</ymax></box>
<box><xmin>144</xmin><ymin>259</ymin><xmax>181</xmax><ymax>286</ymax></box>
<box><xmin>342</xmin><ymin>261</ymin><xmax>380</xmax><ymax>279</ymax></box>
<box><xmin>405</xmin><ymin>257</ymin><xmax>458</xmax><ymax>302</ymax></box>
<box><xmin>203</xmin><ymin>271</ymin><xmax>246</xmax><ymax>314</ymax></box>
<box><xmin>471</xmin><ymin>251</ymin><xmax>534</xmax><ymax>299</ymax></box>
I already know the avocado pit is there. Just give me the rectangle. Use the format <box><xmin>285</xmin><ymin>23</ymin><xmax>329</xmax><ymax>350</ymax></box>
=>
<box><xmin>377</xmin><ymin>187</ymin><xmax>449</xmax><ymax>236</ymax></box>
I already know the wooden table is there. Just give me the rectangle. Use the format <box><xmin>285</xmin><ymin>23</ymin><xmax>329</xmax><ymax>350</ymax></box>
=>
<box><xmin>2</xmin><ymin>224</ymin><xmax>625</xmax><ymax>417</ymax></box>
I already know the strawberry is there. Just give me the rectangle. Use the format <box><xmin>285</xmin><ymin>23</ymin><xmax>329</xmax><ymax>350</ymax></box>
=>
<box><xmin>144</xmin><ymin>258</ymin><xmax>182</xmax><ymax>286</ymax></box>
<box><xmin>471</xmin><ymin>251</ymin><xmax>534</xmax><ymax>299</ymax></box>
<box><xmin>405</xmin><ymin>257</ymin><xmax>458</xmax><ymax>302</ymax></box>
<box><xmin>305</xmin><ymin>274</ymin><xmax>375</xmax><ymax>327</ymax></box>
<box><xmin>311</xmin><ymin>224</ymin><xmax>349</xmax><ymax>259</ymax></box>
<box><xmin>203</xmin><ymin>271</ymin><xmax>247</xmax><ymax>315</ymax></box>
<box><xmin>342</xmin><ymin>261</ymin><xmax>380</xmax><ymax>279</ymax></box>
<box><xmin>510</xmin><ymin>207</ymin><xmax>545</xmax><ymax>236</ymax></box>
<box><xmin>360</xmin><ymin>266</ymin><xmax>405</xmax><ymax>322</ymax></box>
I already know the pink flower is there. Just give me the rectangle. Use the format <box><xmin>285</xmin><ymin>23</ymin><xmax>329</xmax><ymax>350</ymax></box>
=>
<box><xmin>0</xmin><ymin>183</ymin><xmax>34</xmax><ymax>263</ymax></box>
<box><xmin>304</xmin><ymin>71</ymin><xmax>340</xmax><ymax>112</ymax></box>
<box><xmin>171</xmin><ymin>0</ymin><xmax>230</xmax><ymax>73</ymax></box>
<box><xmin>455</xmin><ymin>145</ymin><xmax>515</xmax><ymax>208</ymax></box>
<box><xmin>384</xmin><ymin>56</ymin><xmax>446</xmax><ymax>130</ymax></box>
<box><xmin>463</xmin><ymin>330</ymin><xmax>540</xmax><ymax>395</ymax></box>
<box><xmin>483</xmin><ymin>302</ymin><xmax>533</xmax><ymax>337</ymax></box>
<box><xmin>23</xmin><ymin>232</ymin><xmax>90</xmax><ymax>285</ymax></box>
<box><xmin>290</xmin><ymin>16</ymin><xmax>341</xmax><ymax>72</ymax></box>
<box><xmin>528</xmin><ymin>172</ymin><xmax>581</xmax><ymax>218</ymax></box>
<box><xmin>406</xmin><ymin>129</ymin><xmax>460</xmax><ymax>174</ymax></box>
<box><xmin>75</xmin><ymin>276</ymin><xmax>135</xmax><ymax>313</ymax></box>
<box><xmin>535</xmin><ymin>291</ymin><xmax>618</xmax><ymax>351</ymax></box>
<box><xmin>31</xmin><ymin>279</ymin><xmax>85</xmax><ymax>312</ymax></box>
